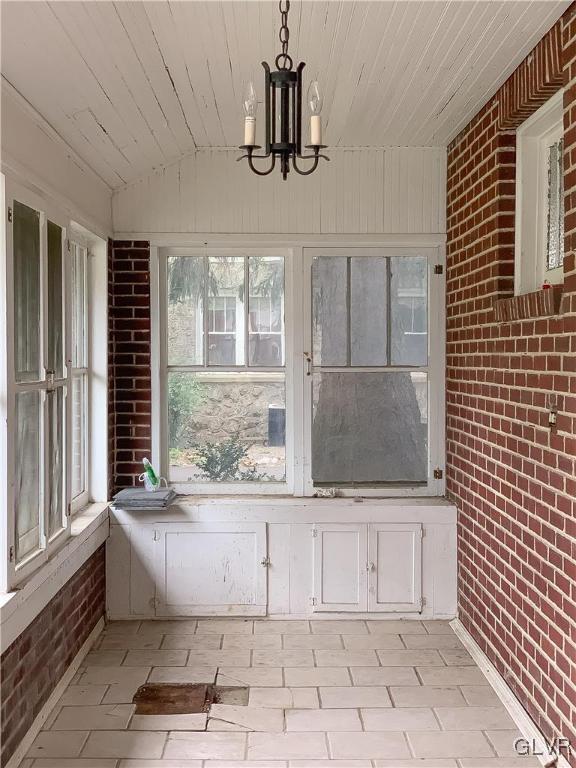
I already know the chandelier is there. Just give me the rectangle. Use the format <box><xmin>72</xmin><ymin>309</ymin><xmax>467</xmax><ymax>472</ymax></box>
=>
<box><xmin>238</xmin><ymin>0</ymin><xmax>329</xmax><ymax>180</ymax></box>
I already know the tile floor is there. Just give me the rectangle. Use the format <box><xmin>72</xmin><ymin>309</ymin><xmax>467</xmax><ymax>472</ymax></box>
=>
<box><xmin>19</xmin><ymin>619</ymin><xmax>539</xmax><ymax>768</ymax></box>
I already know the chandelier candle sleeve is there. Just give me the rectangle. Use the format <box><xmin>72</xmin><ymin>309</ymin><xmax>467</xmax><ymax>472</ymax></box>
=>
<box><xmin>308</xmin><ymin>81</ymin><xmax>323</xmax><ymax>146</ymax></box>
<box><xmin>244</xmin><ymin>82</ymin><xmax>258</xmax><ymax>146</ymax></box>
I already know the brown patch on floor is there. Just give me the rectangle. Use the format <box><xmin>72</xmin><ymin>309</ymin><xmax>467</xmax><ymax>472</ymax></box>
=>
<box><xmin>133</xmin><ymin>683</ymin><xmax>248</xmax><ymax>715</ymax></box>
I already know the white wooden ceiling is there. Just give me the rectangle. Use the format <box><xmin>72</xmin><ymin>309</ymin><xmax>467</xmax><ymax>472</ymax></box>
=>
<box><xmin>1</xmin><ymin>1</ymin><xmax>568</xmax><ymax>188</ymax></box>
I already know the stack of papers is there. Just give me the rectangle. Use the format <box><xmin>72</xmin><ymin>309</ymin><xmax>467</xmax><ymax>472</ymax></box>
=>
<box><xmin>112</xmin><ymin>487</ymin><xmax>177</xmax><ymax>509</ymax></box>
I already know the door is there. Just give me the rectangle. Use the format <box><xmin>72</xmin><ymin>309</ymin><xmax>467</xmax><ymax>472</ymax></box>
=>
<box><xmin>312</xmin><ymin>523</ymin><xmax>368</xmax><ymax>611</ymax></box>
<box><xmin>368</xmin><ymin>523</ymin><xmax>422</xmax><ymax>612</ymax></box>
<box><xmin>153</xmin><ymin>522</ymin><xmax>267</xmax><ymax>616</ymax></box>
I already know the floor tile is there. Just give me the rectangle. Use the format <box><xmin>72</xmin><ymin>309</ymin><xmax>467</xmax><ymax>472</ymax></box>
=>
<box><xmin>374</xmin><ymin>761</ymin><xmax>457</xmax><ymax>767</ymax></box>
<box><xmin>162</xmin><ymin>634</ymin><xmax>222</xmax><ymax>650</ymax></box>
<box><xmin>435</xmin><ymin>705</ymin><xmax>515</xmax><ymax>730</ymax></box>
<box><xmin>362</xmin><ymin>707</ymin><xmax>439</xmax><ymax>731</ymax></box>
<box><xmin>460</xmin><ymin>685</ymin><xmax>502</xmax><ymax>706</ymax></box>
<box><xmin>290</xmin><ymin>762</ymin><xmax>371</xmax><ymax>767</ymax></box>
<box><xmin>216</xmin><ymin>667</ymin><xmax>283</xmax><ymax>687</ymax></box>
<box><xmin>422</xmin><ymin>620</ymin><xmax>455</xmax><ymax>635</ymax></box>
<box><xmin>439</xmin><ymin>648</ymin><xmax>474</xmax><ymax>665</ymax></box>
<box><xmin>59</xmin><ymin>685</ymin><xmax>109</xmax><ymax>706</ymax></box>
<box><xmin>284</xmin><ymin>667</ymin><xmax>350</xmax><ymax>687</ymax></box>
<box><xmin>484</xmin><ymin>730</ymin><xmax>526</xmax><ymax>757</ymax></box>
<box><xmin>376</xmin><ymin>649</ymin><xmax>444</xmax><ymax>666</ymax></box>
<box><xmin>84</xmin><ymin>650</ymin><xmax>127</xmax><ymax>666</ymax></box>
<box><xmin>417</xmin><ymin>666</ymin><xmax>486</xmax><ymax>686</ymax></box>
<box><xmin>148</xmin><ymin>666</ymin><xmax>217</xmax><ymax>683</ymax></box>
<box><xmin>197</xmin><ymin>620</ymin><xmax>254</xmax><ymax>634</ymax></box>
<box><xmin>254</xmin><ymin>621</ymin><xmax>310</xmax><ymax>634</ymax></box>
<box><xmin>223</xmin><ymin>634</ymin><xmax>282</xmax><ymax>650</ymax></box>
<box><xmin>283</xmin><ymin>634</ymin><xmax>342</xmax><ymax>650</ymax></box>
<box><xmin>319</xmin><ymin>686</ymin><xmax>391</xmax><ymax>708</ymax></box>
<box><xmin>402</xmin><ymin>634</ymin><xmax>463</xmax><ymax>649</ymax></box>
<box><xmin>315</xmin><ymin>649</ymin><xmax>379</xmax><ymax>667</ymax></box>
<box><xmin>208</xmin><ymin>704</ymin><xmax>284</xmax><ymax>731</ymax></box>
<box><xmin>460</xmin><ymin>760</ymin><xmax>540</xmax><ymax>767</ymax></box>
<box><xmin>139</xmin><ymin>620</ymin><xmax>198</xmax><ymax>634</ymax></box>
<box><xmin>81</xmin><ymin>731</ymin><xmax>166</xmax><ymax>759</ymax></box>
<box><xmin>204</xmin><ymin>763</ymin><xmax>286</xmax><ymax>768</ymax></box>
<box><xmin>50</xmin><ymin>704</ymin><xmax>134</xmax><ymax>731</ymax></box>
<box><xmin>252</xmin><ymin>649</ymin><xmax>314</xmax><ymax>667</ymax></box>
<box><xmin>342</xmin><ymin>634</ymin><xmax>404</xmax><ymax>650</ymax></box>
<box><xmin>367</xmin><ymin>620</ymin><xmax>425</xmax><ymax>635</ymax></box>
<box><xmin>118</xmin><ymin>762</ymin><xmax>202</xmax><ymax>768</ymax></box>
<box><xmin>328</xmin><ymin>732</ymin><xmax>411</xmax><ymax>759</ymax></box>
<box><xmin>164</xmin><ymin>732</ymin><xmax>246</xmax><ymax>759</ymax></box>
<box><xmin>104</xmin><ymin>621</ymin><xmax>141</xmax><ymax>635</ymax></box>
<box><xmin>407</xmin><ymin>731</ymin><xmax>493</xmax><ymax>758</ymax></box>
<box><xmin>247</xmin><ymin>732</ymin><xmax>328</xmax><ymax>759</ymax></box>
<box><xmin>351</xmin><ymin>667</ymin><xmax>420</xmax><ymax>686</ymax></box>
<box><xmin>123</xmin><ymin>649</ymin><xmax>188</xmax><ymax>667</ymax></box>
<box><xmin>249</xmin><ymin>687</ymin><xmax>319</xmax><ymax>709</ymax></box>
<box><xmin>186</xmin><ymin>650</ymin><xmax>251</xmax><ymax>667</ymax></box>
<box><xmin>129</xmin><ymin>713</ymin><xmax>207</xmax><ymax>730</ymax></box>
<box><xmin>390</xmin><ymin>686</ymin><xmax>467</xmax><ymax>707</ymax></box>
<box><xmin>101</xmin><ymin>682</ymin><xmax>144</xmax><ymax>705</ymax></box>
<box><xmin>285</xmin><ymin>708</ymin><xmax>362</xmax><ymax>731</ymax></box>
<box><xmin>32</xmin><ymin>761</ymin><xmax>119</xmax><ymax>767</ymax></box>
<box><xmin>79</xmin><ymin>667</ymin><xmax>150</xmax><ymax>686</ymax></box>
<box><xmin>27</xmin><ymin>731</ymin><xmax>89</xmax><ymax>758</ymax></box>
<box><xmin>100</xmin><ymin>635</ymin><xmax>163</xmax><ymax>650</ymax></box>
<box><xmin>310</xmin><ymin>621</ymin><xmax>367</xmax><ymax>634</ymax></box>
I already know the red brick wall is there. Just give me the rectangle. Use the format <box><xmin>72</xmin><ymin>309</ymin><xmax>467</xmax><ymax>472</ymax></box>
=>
<box><xmin>0</xmin><ymin>546</ymin><xmax>105</xmax><ymax>767</ymax></box>
<box><xmin>108</xmin><ymin>239</ymin><xmax>152</xmax><ymax>494</ymax></box>
<box><xmin>447</xmin><ymin>12</ymin><xmax>576</xmax><ymax>761</ymax></box>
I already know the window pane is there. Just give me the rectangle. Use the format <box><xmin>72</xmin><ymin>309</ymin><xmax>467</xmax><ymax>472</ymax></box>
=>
<box><xmin>391</xmin><ymin>256</ymin><xmax>428</xmax><ymax>365</ymax></box>
<box><xmin>208</xmin><ymin>257</ymin><xmax>244</xmax><ymax>365</ymax></box>
<box><xmin>249</xmin><ymin>256</ymin><xmax>284</xmax><ymax>366</ymax></box>
<box><xmin>72</xmin><ymin>243</ymin><xmax>87</xmax><ymax>368</ymax></box>
<box><xmin>71</xmin><ymin>374</ymin><xmax>86</xmax><ymax>498</ymax></box>
<box><xmin>350</xmin><ymin>257</ymin><xmax>387</xmax><ymax>366</ymax></box>
<box><xmin>167</xmin><ymin>256</ymin><xmax>204</xmax><ymax>365</ymax></box>
<box><xmin>47</xmin><ymin>221</ymin><xmax>64</xmax><ymax>377</ymax></box>
<box><xmin>547</xmin><ymin>139</ymin><xmax>564</xmax><ymax>271</ymax></box>
<box><xmin>312</xmin><ymin>371</ymin><xmax>427</xmax><ymax>484</ymax></box>
<box><xmin>15</xmin><ymin>390</ymin><xmax>41</xmax><ymax>561</ymax></box>
<box><xmin>13</xmin><ymin>201</ymin><xmax>41</xmax><ymax>382</ymax></box>
<box><xmin>47</xmin><ymin>387</ymin><xmax>65</xmax><ymax>537</ymax></box>
<box><xmin>168</xmin><ymin>372</ymin><xmax>285</xmax><ymax>483</ymax></box>
<box><xmin>312</xmin><ymin>256</ymin><xmax>347</xmax><ymax>366</ymax></box>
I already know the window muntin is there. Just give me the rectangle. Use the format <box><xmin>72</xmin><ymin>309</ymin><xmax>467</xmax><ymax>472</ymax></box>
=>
<box><xmin>166</xmin><ymin>254</ymin><xmax>286</xmax><ymax>485</ymax></box>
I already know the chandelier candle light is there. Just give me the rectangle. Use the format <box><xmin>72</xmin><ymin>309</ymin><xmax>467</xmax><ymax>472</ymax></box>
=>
<box><xmin>238</xmin><ymin>0</ymin><xmax>329</xmax><ymax>180</ymax></box>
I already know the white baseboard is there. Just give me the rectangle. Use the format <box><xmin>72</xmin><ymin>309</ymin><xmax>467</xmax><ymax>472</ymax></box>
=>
<box><xmin>4</xmin><ymin>617</ymin><xmax>104</xmax><ymax>768</ymax></box>
<box><xmin>451</xmin><ymin>618</ymin><xmax>571</xmax><ymax>768</ymax></box>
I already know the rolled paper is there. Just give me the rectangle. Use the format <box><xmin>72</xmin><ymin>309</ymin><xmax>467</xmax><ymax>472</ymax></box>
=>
<box><xmin>244</xmin><ymin>116</ymin><xmax>256</xmax><ymax>146</ymax></box>
<box><xmin>310</xmin><ymin>115</ymin><xmax>322</xmax><ymax>146</ymax></box>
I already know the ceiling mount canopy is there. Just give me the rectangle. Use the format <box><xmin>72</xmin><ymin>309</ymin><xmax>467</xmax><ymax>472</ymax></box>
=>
<box><xmin>238</xmin><ymin>0</ymin><xmax>329</xmax><ymax>180</ymax></box>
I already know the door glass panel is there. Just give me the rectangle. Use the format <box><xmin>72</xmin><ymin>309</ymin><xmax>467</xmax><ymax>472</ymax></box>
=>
<box><xmin>13</xmin><ymin>201</ymin><xmax>41</xmax><ymax>382</ymax></box>
<box><xmin>15</xmin><ymin>390</ymin><xmax>41</xmax><ymax>562</ymax></box>
<box><xmin>312</xmin><ymin>256</ymin><xmax>347</xmax><ymax>366</ymax></box>
<box><xmin>350</xmin><ymin>257</ymin><xmax>387</xmax><ymax>366</ymax></box>
<box><xmin>47</xmin><ymin>387</ymin><xmax>65</xmax><ymax>537</ymax></box>
<box><xmin>72</xmin><ymin>243</ymin><xmax>87</xmax><ymax>368</ymax></box>
<box><xmin>249</xmin><ymin>256</ymin><xmax>284</xmax><ymax>366</ymax></box>
<box><xmin>167</xmin><ymin>255</ymin><xmax>204</xmax><ymax>366</ymax></box>
<box><xmin>208</xmin><ymin>257</ymin><xmax>244</xmax><ymax>365</ymax></box>
<box><xmin>47</xmin><ymin>221</ymin><xmax>64</xmax><ymax>377</ymax></box>
<box><xmin>71</xmin><ymin>375</ymin><xmax>86</xmax><ymax>498</ymax></box>
<box><xmin>312</xmin><ymin>371</ymin><xmax>427</xmax><ymax>484</ymax></box>
<box><xmin>391</xmin><ymin>256</ymin><xmax>428</xmax><ymax>365</ymax></box>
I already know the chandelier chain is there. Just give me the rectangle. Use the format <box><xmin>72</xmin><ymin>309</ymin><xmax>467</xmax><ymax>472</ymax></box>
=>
<box><xmin>276</xmin><ymin>0</ymin><xmax>292</xmax><ymax>70</ymax></box>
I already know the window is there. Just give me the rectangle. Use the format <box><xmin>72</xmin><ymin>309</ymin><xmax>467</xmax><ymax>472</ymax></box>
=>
<box><xmin>164</xmin><ymin>252</ymin><xmax>286</xmax><ymax>490</ymax></box>
<box><xmin>70</xmin><ymin>241</ymin><xmax>89</xmax><ymax>509</ymax></box>
<box><xmin>157</xmin><ymin>244</ymin><xmax>443</xmax><ymax>497</ymax></box>
<box><xmin>515</xmin><ymin>90</ymin><xmax>564</xmax><ymax>294</ymax></box>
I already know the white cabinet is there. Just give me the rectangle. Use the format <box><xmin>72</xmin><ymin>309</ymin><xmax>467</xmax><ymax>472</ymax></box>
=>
<box><xmin>153</xmin><ymin>522</ymin><xmax>267</xmax><ymax>616</ymax></box>
<box><xmin>313</xmin><ymin>522</ymin><xmax>422</xmax><ymax>613</ymax></box>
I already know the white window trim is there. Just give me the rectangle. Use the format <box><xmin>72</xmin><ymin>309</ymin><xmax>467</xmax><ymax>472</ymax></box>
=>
<box><xmin>0</xmin><ymin>175</ymin><xmax>109</xmax><ymax>592</ymax></box>
<box><xmin>151</xmin><ymin>237</ymin><xmax>446</xmax><ymax>498</ymax></box>
<box><xmin>515</xmin><ymin>89</ymin><xmax>564</xmax><ymax>295</ymax></box>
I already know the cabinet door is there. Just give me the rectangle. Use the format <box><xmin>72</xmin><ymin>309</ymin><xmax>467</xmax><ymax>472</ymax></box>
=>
<box><xmin>313</xmin><ymin>524</ymin><xmax>368</xmax><ymax>612</ymax></box>
<box><xmin>153</xmin><ymin>522</ymin><xmax>267</xmax><ymax>616</ymax></box>
<box><xmin>368</xmin><ymin>523</ymin><xmax>422</xmax><ymax>612</ymax></box>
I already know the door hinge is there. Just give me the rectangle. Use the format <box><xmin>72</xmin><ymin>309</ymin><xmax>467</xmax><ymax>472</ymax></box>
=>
<box><xmin>421</xmin><ymin>596</ymin><xmax>427</xmax><ymax>610</ymax></box>
<box><xmin>66</xmin><ymin>503</ymin><xmax>71</xmax><ymax>517</ymax></box>
<box><xmin>260</xmin><ymin>556</ymin><xmax>271</xmax><ymax>568</ymax></box>
<box><xmin>311</xmin><ymin>528</ymin><xmax>318</xmax><ymax>537</ymax></box>
<box><xmin>434</xmin><ymin>264</ymin><xmax>443</xmax><ymax>275</ymax></box>
<box><xmin>310</xmin><ymin>596</ymin><xmax>317</xmax><ymax>606</ymax></box>
<box><xmin>7</xmin><ymin>207</ymin><xmax>12</xmax><ymax>223</ymax></box>
<box><xmin>9</xmin><ymin>546</ymin><xmax>14</xmax><ymax>563</ymax></box>
<box><xmin>433</xmin><ymin>468</ymin><xmax>443</xmax><ymax>480</ymax></box>
<box><xmin>153</xmin><ymin>529</ymin><xmax>161</xmax><ymax>541</ymax></box>
<box><xmin>66</xmin><ymin>238</ymin><xmax>71</xmax><ymax>253</ymax></box>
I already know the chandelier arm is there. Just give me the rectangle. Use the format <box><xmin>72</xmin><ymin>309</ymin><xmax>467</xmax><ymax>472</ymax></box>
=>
<box><xmin>291</xmin><ymin>150</ymin><xmax>330</xmax><ymax>176</ymax></box>
<box><xmin>247</xmin><ymin>153</ymin><xmax>277</xmax><ymax>176</ymax></box>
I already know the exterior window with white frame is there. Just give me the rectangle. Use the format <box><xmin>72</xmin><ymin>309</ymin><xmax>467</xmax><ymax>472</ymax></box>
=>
<box><xmin>515</xmin><ymin>90</ymin><xmax>565</xmax><ymax>294</ymax></box>
<box><xmin>70</xmin><ymin>241</ymin><xmax>89</xmax><ymax>510</ymax></box>
<box><xmin>165</xmin><ymin>252</ymin><xmax>286</xmax><ymax>489</ymax></box>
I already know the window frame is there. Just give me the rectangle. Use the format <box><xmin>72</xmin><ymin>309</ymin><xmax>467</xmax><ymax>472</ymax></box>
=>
<box><xmin>152</xmin><ymin>240</ymin><xmax>445</xmax><ymax>498</ymax></box>
<box><xmin>515</xmin><ymin>89</ymin><xmax>564</xmax><ymax>295</ymax></box>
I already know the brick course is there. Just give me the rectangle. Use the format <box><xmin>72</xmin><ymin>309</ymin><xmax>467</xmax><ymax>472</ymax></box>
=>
<box><xmin>0</xmin><ymin>546</ymin><xmax>105</xmax><ymax>767</ymax></box>
<box><xmin>447</xmin><ymin>10</ymin><xmax>576</xmax><ymax>762</ymax></box>
<box><xmin>108</xmin><ymin>239</ymin><xmax>152</xmax><ymax>494</ymax></box>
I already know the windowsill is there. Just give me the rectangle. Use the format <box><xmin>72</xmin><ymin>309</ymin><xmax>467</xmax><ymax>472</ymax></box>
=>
<box><xmin>495</xmin><ymin>285</ymin><xmax>563</xmax><ymax>322</ymax></box>
<box><xmin>0</xmin><ymin>502</ymin><xmax>109</xmax><ymax>653</ymax></box>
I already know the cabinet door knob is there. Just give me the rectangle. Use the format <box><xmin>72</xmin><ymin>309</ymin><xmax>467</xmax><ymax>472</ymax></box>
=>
<box><xmin>367</xmin><ymin>562</ymin><xmax>376</xmax><ymax>572</ymax></box>
<box><xmin>261</xmin><ymin>556</ymin><xmax>271</xmax><ymax>567</ymax></box>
